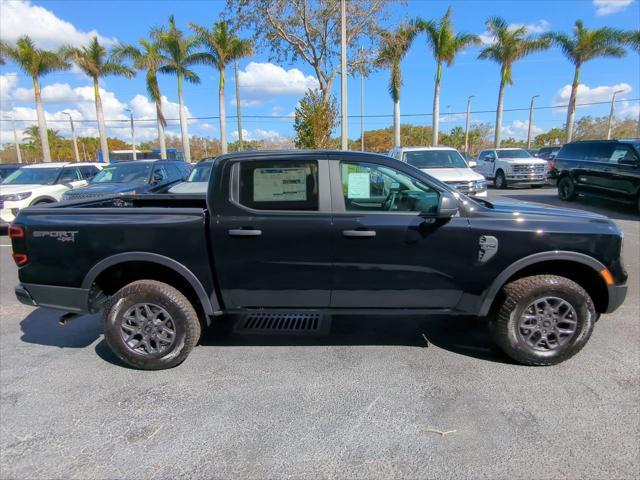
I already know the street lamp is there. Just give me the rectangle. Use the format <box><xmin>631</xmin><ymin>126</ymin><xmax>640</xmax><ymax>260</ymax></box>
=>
<box><xmin>464</xmin><ymin>95</ymin><xmax>474</xmax><ymax>153</ymax></box>
<box><xmin>607</xmin><ymin>90</ymin><xmax>625</xmax><ymax>140</ymax></box>
<box><xmin>527</xmin><ymin>94</ymin><xmax>540</xmax><ymax>149</ymax></box>
<box><xmin>340</xmin><ymin>0</ymin><xmax>348</xmax><ymax>150</ymax></box>
<box><xmin>5</xmin><ymin>113</ymin><xmax>22</xmax><ymax>163</ymax></box>
<box><xmin>62</xmin><ymin>112</ymin><xmax>80</xmax><ymax>162</ymax></box>
<box><xmin>125</xmin><ymin>108</ymin><xmax>137</xmax><ymax>160</ymax></box>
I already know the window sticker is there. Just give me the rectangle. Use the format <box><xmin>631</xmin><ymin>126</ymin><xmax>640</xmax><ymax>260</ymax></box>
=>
<box><xmin>253</xmin><ymin>167</ymin><xmax>307</xmax><ymax>202</ymax></box>
<box><xmin>347</xmin><ymin>172</ymin><xmax>371</xmax><ymax>199</ymax></box>
<box><xmin>610</xmin><ymin>149</ymin><xmax>627</xmax><ymax>163</ymax></box>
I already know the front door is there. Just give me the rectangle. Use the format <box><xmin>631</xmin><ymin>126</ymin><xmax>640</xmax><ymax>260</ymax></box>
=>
<box><xmin>330</xmin><ymin>159</ymin><xmax>474</xmax><ymax>309</ymax></box>
<box><xmin>212</xmin><ymin>158</ymin><xmax>333</xmax><ymax>309</ymax></box>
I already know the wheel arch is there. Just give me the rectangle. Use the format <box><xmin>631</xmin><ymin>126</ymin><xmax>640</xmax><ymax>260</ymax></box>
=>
<box><xmin>29</xmin><ymin>195</ymin><xmax>57</xmax><ymax>205</ymax></box>
<box><xmin>82</xmin><ymin>252</ymin><xmax>221</xmax><ymax>322</ymax></box>
<box><xmin>479</xmin><ymin>251</ymin><xmax>610</xmax><ymax>317</ymax></box>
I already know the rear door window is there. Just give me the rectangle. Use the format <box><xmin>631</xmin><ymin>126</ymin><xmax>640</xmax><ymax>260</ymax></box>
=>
<box><xmin>238</xmin><ymin>161</ymin><xmax>319</xmax><ymax>211</ymax></box>
<box><xmin>559</xmin><ymin>143</ymin><xmax>589</xmax><ymax>160</ymax></box>
<box><xmin>584</xmin><ymin>143</ymin><xmax>615</xmax><ymax>162</ymax></box>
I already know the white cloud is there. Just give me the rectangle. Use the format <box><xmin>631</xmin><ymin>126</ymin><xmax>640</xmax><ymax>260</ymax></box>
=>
<box><xmin>238</xmin><ymin>62</ymin><xmax>319</xmax><ymax>105</ymax></box>
<box><xmin>231</xmin><ymin>128</ymin><xmax>287</xmax><ymax>142</ymax></box>
<box><xmin>554</xmin><ymin>82</ymin><xmax>633</xmax><ymax>107</ymax></box>
<box><xmin>617</xmin><ymin>100</ymin><xmax>640</xmax><ymax>119</ymax></box>
<box><xmin>440</xmin><ymin>113</ymin><xmax>466</xmax><ymax>123</ymax></box>
<box><xmin>480</xmin><ymin>19</ymin><xmax>551</xmax><ymax>44</ymax></box>
<box><xmin>501</xmin><ymin>120</ymin><xmax>542</xmax><ymax>140</ymax></box>
<box><xmin>0</xmin><ymin>0</ymin><xmax>117</xmax><ymax>49</ymax></box>
<box><xmin>593</xmin><ymin>0</ymin><xmax>634</xmax><ymax>16</ymax></box>
<box><xmin>0</xmin><ymin>73</ymin><xmax>19</xmax><ymax>102</ymax></box>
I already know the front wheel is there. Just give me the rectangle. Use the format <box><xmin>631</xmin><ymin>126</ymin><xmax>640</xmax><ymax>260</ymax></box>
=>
<box><xmin>103</xmin><ymin>280</ymin><xmax>201</xmax><ymax>370</ymax></box>
<box><xmin>490</xmin><ymin>275</ymin><xmax>595</xmax><ymax>366</ymax></box>
<box><xmin>494</xmin><ymin>170</ymin><xmax>507</xmax><ymax>189</ymax></box>
<box><xmin>558</xmin><ymin>176</ymin><xmax>577</xmax><ymax>201</ymax></box>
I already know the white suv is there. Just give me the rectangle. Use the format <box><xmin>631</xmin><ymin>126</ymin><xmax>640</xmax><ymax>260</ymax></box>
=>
<box><xmin>388</xmin><ymin>146</ymin><xmax>488</xmax><ymax>197</ymax></box>
<box><xmin>475</xmin><ymin>148</ymin><xmax>548</xmax><ymax>189</ymax></box>
<box><xmin>0</xmin><ymin>162</ymin><xmax>103</xmax><ymax>225</ymax></box>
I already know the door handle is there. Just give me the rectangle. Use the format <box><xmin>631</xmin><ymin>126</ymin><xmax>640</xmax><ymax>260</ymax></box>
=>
<box><xmin>228</xmin><ymin>229</ymin><xmax>262</xmax><ymax>237</ymax></box>
<box><xmin>343</xmin><ymin>229</ymin><xmax>376</xmax><ymax>238</ymax></box>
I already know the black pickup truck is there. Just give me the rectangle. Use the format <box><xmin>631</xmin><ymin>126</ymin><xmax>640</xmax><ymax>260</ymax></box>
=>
<box><xmin>10</xmin><ymin>151</ymin><xmax>627</xmax><ymax>369</ymax></box>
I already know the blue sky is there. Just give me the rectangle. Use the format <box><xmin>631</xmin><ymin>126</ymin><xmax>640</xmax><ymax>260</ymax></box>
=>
<box><xmin>0</xmin><ymin>0</ymin><xmax>638</xmax><ymax>146</ymax></box>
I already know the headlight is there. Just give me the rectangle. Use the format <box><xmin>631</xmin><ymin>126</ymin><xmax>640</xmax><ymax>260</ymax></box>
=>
<box><xmin>1</xmin><ymin>192</ymin><xmax>32</xmax><ymax>202</ymax></box>
<box><xmin>474</xmin><ymin>180</ymin><xmax>488</xmax><ymax>191</ymax></box>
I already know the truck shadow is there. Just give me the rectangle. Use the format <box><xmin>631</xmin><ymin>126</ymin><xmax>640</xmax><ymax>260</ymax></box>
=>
<box><xmin>19</xmin><ymin>308</ymin><xmax>513</xmax><ymax>366</ymax></box>
<box><xmin>19</xmin><ymin>308</ymin><xmax>101</xmax><ymax>348</ymax></box>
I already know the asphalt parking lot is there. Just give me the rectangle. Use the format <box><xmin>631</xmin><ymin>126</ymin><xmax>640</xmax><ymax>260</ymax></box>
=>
<box><xmin>0</xmin><ymin>187</ymin><xmax>638</xmax><ymax>479</ymax></box>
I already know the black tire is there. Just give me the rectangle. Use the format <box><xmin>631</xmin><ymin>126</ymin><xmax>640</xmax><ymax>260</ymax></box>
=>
<box><xmin>103</xmin><ymin>280</ymin><xmax>201</xmax><ymax>370</ymax></box>
<box><xmin>490</xmin><ymin>275</ymin><xmax>595</xmax><ymax>366</ymax></box>
<box><xmin>494</xmin><ymin>170</ymin><xmax>507</xmax><ymax>189</ymax></box>
<box><xmin>558</xmin><ymin>176</ymin><xmax>577</xmax><ymax>201</ymax></box>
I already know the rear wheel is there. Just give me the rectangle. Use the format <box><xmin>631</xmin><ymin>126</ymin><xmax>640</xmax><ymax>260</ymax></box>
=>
<box><xmin>494</xmin><ymin>170</ymin><xmax>507</xmax><ymax>189</ymax></box>
<box><xmin>103</xmin><ymin>280</ymin><xmax>201</xmax><ymax>370</ymax></box>
<box><xmin>558</xmin><ymin>176</ymin><xmax>577</xmax><ymax>201</ymax></box>
<box><xmin>490</xmin><ymin>275</ymin><xmax>595</xmax><ymax>366</ymax></box>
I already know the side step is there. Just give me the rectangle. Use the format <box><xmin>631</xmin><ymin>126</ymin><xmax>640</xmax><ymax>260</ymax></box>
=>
<box><xmin>232</xmin><ymin>311</ymin><xmax>331</xmax><ymax>336</ymax></box>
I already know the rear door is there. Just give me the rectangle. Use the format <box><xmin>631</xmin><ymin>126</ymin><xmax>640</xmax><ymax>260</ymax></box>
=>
<box><xmin>211</xmin><ymin>156</ymin><xmax>333</xmax><ymax>308</ymax></box>
<box><xmin>329</xmin><ymin>157</ymin><xmax>473</xmax><ymax>308</ymax></box>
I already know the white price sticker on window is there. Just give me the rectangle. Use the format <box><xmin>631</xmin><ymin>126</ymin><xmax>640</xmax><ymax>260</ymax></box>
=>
<box><xmin>347</xmin><ymin>172</ymin><xmax>371</xmax><ymax>199</ymax></box>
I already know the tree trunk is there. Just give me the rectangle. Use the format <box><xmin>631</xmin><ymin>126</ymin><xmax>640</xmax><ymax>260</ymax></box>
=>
<box><xmin>219</xmin><ymin>66</ymin><xmax>227</xmax><ymax>155</ymax></box>
<box><xmin>156</xmin><ymin>101</ymin><xmax>167</xmax><ymax>160</ymax></box>
<box><xmin>565</xmin><ymin>65</ymin><xmax>580</xmax><ymax>143</ymax></box>
<box><xmin>94</xmin><ymin>77</ymin><xmax>110</xmax><ymax>163</ymax></box>
<box><xmin>177</xmin><ymin>73</ymin><xmax>191</xmax><ymax>162</ymax></box>
<box><xmin>494</xmin><ymin>77</ymin><xmax>506</xmax><ymax>148</ymax></box>
<box><xmin>393</xmin><ymin>99</ymin><xmax>401</xmax><ymax>147</ymax></box>
<box><xmin>432</xmin><ymin>62</ymin><xmax>442</xmax><ymax>146</ymax></box>
<box><xmin>33</xmin><ymin>77</ymin><xmax>51</xmax><ymax>162</ymax></box>
<box><xmin>234</xmin><ymin>60</ymin><xmax>243</xmax><ymax>151</ymax></box>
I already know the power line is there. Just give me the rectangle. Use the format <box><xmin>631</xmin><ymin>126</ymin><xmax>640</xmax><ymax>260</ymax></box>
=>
<box><xmin>1</xmin><ymin>98</ymin><xmax>638</xmax><ymax>123</ymax></box>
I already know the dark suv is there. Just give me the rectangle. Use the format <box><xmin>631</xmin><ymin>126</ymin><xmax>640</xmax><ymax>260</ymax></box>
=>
<box><xmin>554</xmin><ymin>139</ymin><xmax>640</xmax><ymax>212</ymax></box>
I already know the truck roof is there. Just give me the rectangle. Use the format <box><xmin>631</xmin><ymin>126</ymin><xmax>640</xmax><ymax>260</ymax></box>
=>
<box><xmin>391</xmin><ymin>146</ymin><xmax>457</xmax><ymax>152</ymax></box>
<box><xmin>216</xmin><ymin>149</ymin><xmax>392</xmax><ymax>162</ymax></box>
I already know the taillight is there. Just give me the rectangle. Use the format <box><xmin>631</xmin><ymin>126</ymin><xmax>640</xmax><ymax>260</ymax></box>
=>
<box><xmin>12</xmin><ymin>253</ymin><xmax>28</xmax><ymax>266</ymax></box>
<box><xmin>8</xmin><ymin>225</ymin><xmax>24</xmax><ymax>238</ymax></box>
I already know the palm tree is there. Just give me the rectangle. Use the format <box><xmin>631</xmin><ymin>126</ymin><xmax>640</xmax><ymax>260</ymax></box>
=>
<box><xmin>623</xmin><ymin>30</ymin><xmax>640</xmax><ymax>53</ymax></box>
<box><xmin>0</xmin><ymin>36</ymin><xmax>69</xmax><ymax>162</ymax></box>
<box><xmin>64</xmin><ymin>37</ymin><xmax>135</xmax><ymax>163</ymax></box>
<box><xmin>113</xmin><ymin>39</ymin><xmax>169</xmax><ymax>159</ymax></box>
<box><xmin>479</xmin><ymin>17</ymin><xmax>550</xmax><ymax>147</ymax></box>
<box><xmin>416</xmin><ymin>8</ymin><xmax>480</xmax><ymax>146</ymax></box>
<box><xmin>546</xmin><ymin>21</ymin><xmax>626</xmax><ymax>142</ymax></box>
<box><xmin>375</xmin><ymin>24</ymin><xmax>417</xmax><ymax>148</ymax></box>
<box><xmin>153</xmin><ymin>16</ymin><xmax>206</xmax><ymax>163</ymax></box>
<box><xmin>190</xmin><ymin>21</ymin><xmax>253</xmax><ymax>154</ymax></box>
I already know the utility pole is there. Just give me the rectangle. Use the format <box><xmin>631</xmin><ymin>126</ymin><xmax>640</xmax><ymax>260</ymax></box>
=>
<box><xmin>607</xmin><ymin>90</ymin><xmax>624</xmax><ymax>140</ymax></box>
<box><xmin>527</xmin><ymin>94</ymin><xmax>539</xmax><ymax>149</ymax></box>
<box><xmin>62</xmin><ymin>112</ymin><xmax>80</xmax><ymax>162</ymax></box>
<box><xmin>234</xmin><ymin>60</ymin><xmax>244</xmax><ymax>151</ymax></box>
<box><xmin>340</xmin><ymin>0</ymin><xmax>348</xmax><ymax>150</ymax></box>
<box><xmin>8</xmin><ymin>115</ymin><xmax>22</xmax><ymax>164</ymax></box>
<box><xmin>360</xmin><ymin>65</ymin><xmax>364</xmax><ymax>151</ymax></box>
<box><xmin>464</xmin><ymin>95</ymin><xmax>474</xmax><ymax>153</ymax></box>
<box><xmin>81</xmin><ymin>142</ymin><xmax>88</xmax><ymax>161</ymax></box>
<box><xmin>126</xmin><ymin>108</ymin><xmax>137</xmax><ymax>160</ymax></box>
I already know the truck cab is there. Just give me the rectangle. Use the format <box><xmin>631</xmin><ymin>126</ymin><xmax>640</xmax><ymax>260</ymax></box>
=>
<box><xmin>476</xmin><ymin>148</ymin><xmax>548</xmax><ymax>189</ymax></box>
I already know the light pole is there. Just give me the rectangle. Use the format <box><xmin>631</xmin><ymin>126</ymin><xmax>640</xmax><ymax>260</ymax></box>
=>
<box><xmin>234</xmin><ymin>59</ymin><xmax>244</xmax><ymax>151</ymax></box>
<box><xmin>126</xmin><ymin>108</ymin><xmax>137</xmax><ymax>160</ymax></box>
<box><xmin>360</xmin><ymin>66</ymin><xmax>365</xmax><ymax>151</ymax></box>
<box><xmin>62</xmin><ymin>112</ymin><xmax>80</xmax><ymax>162</ymax></box>
<box><xmin>7</xmin><ymin>114</ymin><xmax>22</xmax><ymax>164</ymax></box>
<box><xmin>527</xmin><ymin>94</ymin><xmax>540</xmax><ymax>149</ymax></box>
<box><xmin>340</xmin><ymin>0</ymin><xmax>348</xmax><ymax>150</ymax></box>
<box><xmin>607</xmin><ymin>90</ymin><xmax>624</xmax><ymax>140</ymax></box>
<box><xmin>464</xmin><ymin>95</ymin><xmax>474</xmax><ymax>153</ymax></box>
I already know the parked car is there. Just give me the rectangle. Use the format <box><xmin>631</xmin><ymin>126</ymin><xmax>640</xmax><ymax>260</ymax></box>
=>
<box><xmin>555</xmin><ymin>139</ymin><xmax>640</xmax><ymax>212</ymax></box>
<box><xmin>0</xmin><ymin>163</ymin><xmax>22</xmax><ymax>181</ymax></box>
<box><xmin>475</xmin><ymin>148</ymin><xmax>548</xmax><ymax>189</ymax></box>
<box><xmin>62</xmin><ymin>160</ymin><xmax>190</xmax><ymax>200</ymax></box>
<box><xmin>389</xmin><ymin>146</ymin><xmax>488</xmax><ymax>197</ymax></box>
<box><xmin>11</xmin><ymin>150</ymin><xmax>627</xmax><ymax>369</ymax></box>
<box><xmin>168</xmin><ymin>159</ymin><xmax>214</xmax><ymax>194</ymax></box>
<box><xmin>0</xmin><ymin>162</ymin><xmax>103</xmax><ymax>225</ymax></box>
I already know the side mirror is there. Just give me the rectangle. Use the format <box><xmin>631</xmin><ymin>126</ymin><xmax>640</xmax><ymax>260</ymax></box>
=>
<box><xmin>618</xmin><ymin>158</ymin><xmax>639</xmax><ymax>167</ymax></box>
<box><xmin>468</xmin><ymin>160</ymin><xmax>477</xmax><ymax>168</ymax></box>
<box><xmin>483</xmin><ymin>155</ymin><xmax>493</xmax><ymax>162</ymax></box>
<box><xmin>436</xmin><ymin>190</ymin><xmax>459</xmax><ymax>218</ymax></box>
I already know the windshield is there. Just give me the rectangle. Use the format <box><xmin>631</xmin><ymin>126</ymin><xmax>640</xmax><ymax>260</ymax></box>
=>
<box><xmin>1</xmin><ymin>167</ymin><xmax>61</xmax><ymax>185</ymax></box>
<box><xmin>91</xmin><ymin>163</ymin><xmax>152</xmax><ymax>184</ymax></box>
<box><xmin>403</xmin><ymin>150</ymin><xmax>468</xmax><ymax>169</ymax></box>
<box><xmin>187</xmin><ymin>164</ymin><xmax>212</xmax><ymax>183</ymax></box>
<box><xmin>497</xmin><ymin>149</ymin><xmax>532</xmax><ymax>159</ymax></box>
